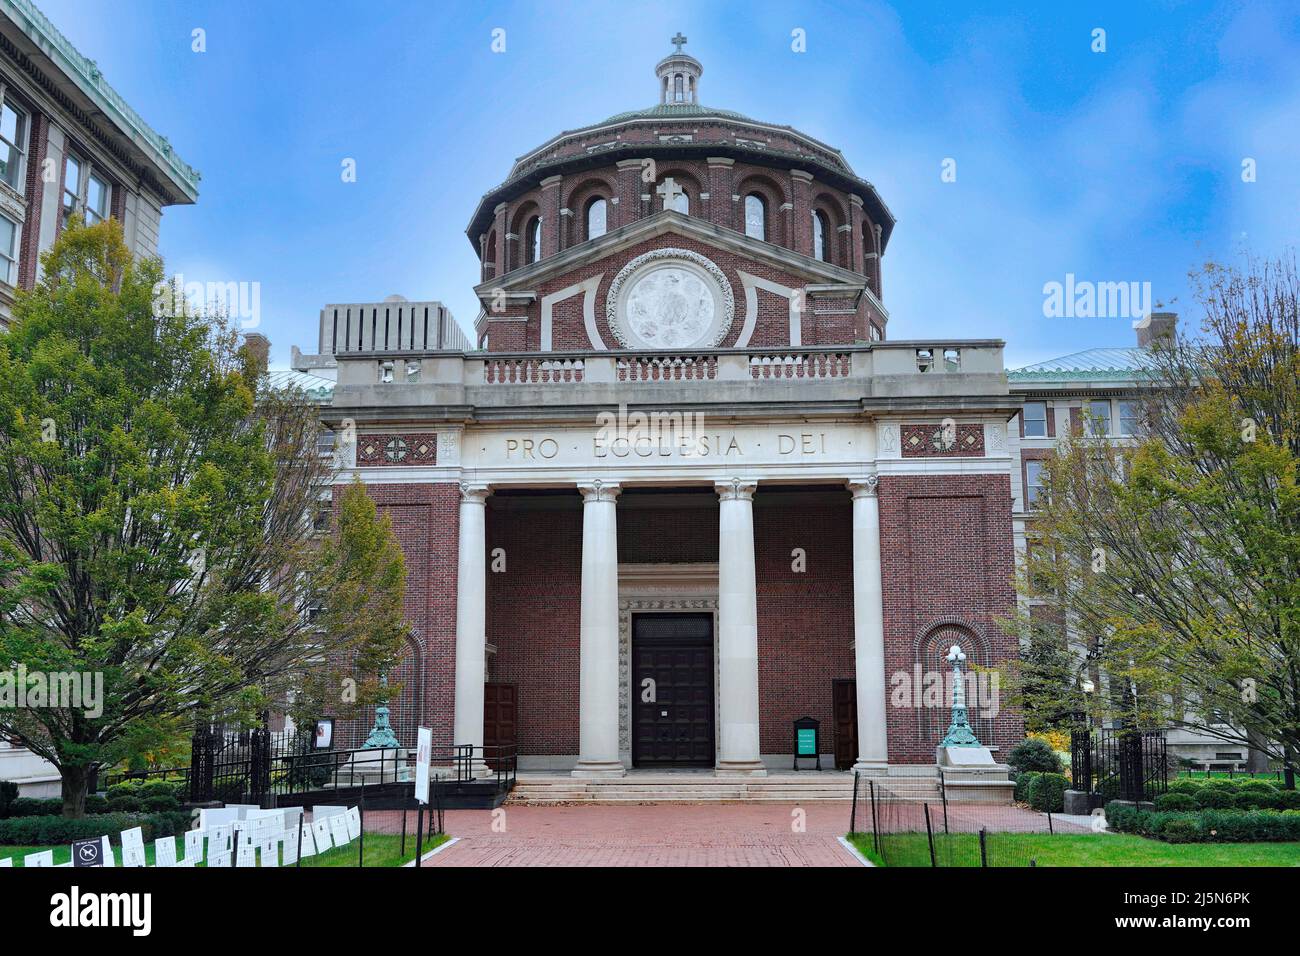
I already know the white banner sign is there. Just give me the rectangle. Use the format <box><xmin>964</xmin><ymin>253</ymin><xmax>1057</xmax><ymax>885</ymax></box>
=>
<box><xmin>415</xmin><ymin>726</ymin><xmax>432</xmax><ymax>805</ymax></box>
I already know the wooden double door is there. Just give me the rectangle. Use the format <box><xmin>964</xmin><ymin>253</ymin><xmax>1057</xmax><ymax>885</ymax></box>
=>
<box><xmin>631</xmin><ymin>613</ymin><xmax>715</xmax><ymax>767</ymax></box>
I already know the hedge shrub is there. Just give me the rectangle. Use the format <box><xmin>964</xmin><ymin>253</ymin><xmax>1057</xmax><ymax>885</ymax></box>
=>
<box><xmin>1154</xmin><ymin>792</ymin><xmax>1197</xmax><ymax>811</ymax></box>
<box><xmin>84</xmin><ymin>795</ymin><xmax>109</xmax><ymax>814</ymax></box>
<box><xmin>0</xmin><ymin>781</ymin><xmax>17</xmax><ymax>818</ymax></box>
<box><xmin>0</xmin><ymin>810</ymin><xmax>190</xmax><ymax>846</ymax></box>
<box><xmin>1014</xmin><ymin>771</ymin><xmax>1040</xmax><ymax>803</ymax></box>
<box><xmin>1008</xmin><ymin>739</ymin><xmax>1063</xmax><ymax>775</ymax></box>
<box><xmin>1195</xmin><ymin>788</ymin><xmax>1237</xmax><ymax>809</ymax></box>
<box><xmin>1277</xmin><ymin>790</ymin><xmax>1300</xmax><ymax>810</ymax></box>
<box><xmin>1105</xmin><ymin>801</ymin><xmax>1300</xmax><ymax>843</ymax></box>
<box><xmin>1028</xmin><ymin>772</ymin><xmax>1068</xmax><ymax>813</ymax></box>
<box><xmin>8</xmin><ymin>797</ymin><xmax>68</xmax><ymax>817</ymax></box>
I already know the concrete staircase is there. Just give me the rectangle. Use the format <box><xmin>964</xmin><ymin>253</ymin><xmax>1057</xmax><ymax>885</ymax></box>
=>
<box><xmin>506</xmin><ymin>770</ymin><xmax>940</xmax><ymax>804</ymax></box>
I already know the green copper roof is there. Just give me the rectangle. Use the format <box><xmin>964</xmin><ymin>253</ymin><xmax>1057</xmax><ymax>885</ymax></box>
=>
<box><xmin>1008</xmin><ymin>347</ymin><xmax>1155</xmax><ymax>382</ymax></box>
<box><xmin>598</xmin><ymin>102</ymin><xmax>758</xmax><ymax>125</ymax></box>
<box><xmin>266</xmin><ymin>369</ymin><xmax>334</xmax><ymax>403</ymax></box>
<box><xmin>2</xmin><ymin>0</ymin><xmax>200</xmax><ymax>199</ymax></box>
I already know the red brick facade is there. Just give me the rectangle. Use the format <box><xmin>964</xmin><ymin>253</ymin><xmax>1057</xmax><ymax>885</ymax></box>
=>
<box><xmin>373</xmin><ymin>481</ymin><xmax>1018</xmax><ymax>762</ymax></box>
<box><xmin>877</xmin><ymin>474</ymin><xmax>1023</xmax><ymax>763</ymax></box>
<box><xmin>330</xmin><ymin>482</ymin><xmax>461</xmax><ymax>751</ymax></box>
<box><xmin>482</xmin><ymin>230</ymin><xmax>874</xmax><ymax>353</ymax></box>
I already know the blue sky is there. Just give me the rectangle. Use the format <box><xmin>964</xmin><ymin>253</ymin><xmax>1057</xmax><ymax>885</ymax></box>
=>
<box><xmin>37</xmin><ymin>0</ymin><xmax>1300</xmax><ymax>366</ymax></box>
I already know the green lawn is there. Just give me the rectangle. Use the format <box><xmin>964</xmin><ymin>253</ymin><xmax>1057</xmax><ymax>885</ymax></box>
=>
<box><xmin>1</xmin><ymin>832</ymin><xmax>448</xmax><ymax>868</ymax></box>
<box><xmin>847</xmin><ymin>832</ymin><xmax>1300</xmax><ymax>867</ymax></box>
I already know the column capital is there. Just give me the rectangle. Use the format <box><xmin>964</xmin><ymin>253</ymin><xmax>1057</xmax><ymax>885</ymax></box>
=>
<box><xmin>459</xmin><ymin>482</ymin><xmax>491</xmax><ymax>504</ymax></box>
<box><xmin>716</xmin><ymin>477</ymin><xmax>757</xmax><ymax>501</ymax></box>
<box><xmin>577</xmin><ymin>479</ymin><xmax>621</xmax><ymax>503</ymax></box>
<box><xmin>790</xmin><ymin>168</ymin><xmax>815</xmax><ymax>184</ymax></box>
<box><xmin>847</xmin><ymin>475</ymin><xmax>880</xmax><ymax>498</ymax></box>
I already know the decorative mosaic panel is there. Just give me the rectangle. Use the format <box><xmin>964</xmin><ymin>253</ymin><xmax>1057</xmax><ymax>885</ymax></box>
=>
<box><xmin>899</xmin><ymin>423</ymin><xmax>985</xmax><ymax>458</ymax></box>
<box><xmin>356</xmin><ymin>433</ymin><xmax>438</xmax><ymax>466</ymax></box>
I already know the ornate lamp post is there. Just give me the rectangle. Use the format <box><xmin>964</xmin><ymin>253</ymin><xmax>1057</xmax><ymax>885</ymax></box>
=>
<box><xmin>362</xmin><ymin>673</ymin><xmax>401</xmax><ymax>750</ymax></box>
<box><xmin>940</xmin><ymin>644</ymin><xmax>983</xmax><ymax>748</ymax></box>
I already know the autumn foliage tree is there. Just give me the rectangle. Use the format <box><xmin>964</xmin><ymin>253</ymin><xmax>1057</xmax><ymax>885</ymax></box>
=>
<box><xmin>1008</xmin><ymin>254</ymin><xmax>1299</xmax><ymax>787</ymax></box>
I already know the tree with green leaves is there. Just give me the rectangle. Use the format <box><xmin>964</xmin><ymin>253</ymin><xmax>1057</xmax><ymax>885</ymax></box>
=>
<box><xmin>1007</xmin><ymin>254</ymin><xmax>1299</xmax><ymax>787</ymax></box>
<box><xmin>0</xmin><ymin>218</ymin><xmax>409</xmax><ymax>815</ymax></box>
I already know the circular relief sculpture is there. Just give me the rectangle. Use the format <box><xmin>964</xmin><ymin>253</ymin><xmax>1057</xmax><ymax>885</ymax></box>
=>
<box><xmin>606</xmin><ymin>248</ymin><xmax>734</xmax><ymax>349</ymax></box>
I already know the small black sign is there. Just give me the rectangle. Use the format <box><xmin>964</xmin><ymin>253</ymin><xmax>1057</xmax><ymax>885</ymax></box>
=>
<box><xmin>792</xmin><ymin>716</ymin><xmax>821</xmax><ymax>770</ymax></box>
<box><xmin>71</xmin><ymin>837</ymin><xmax>104</xmax><ymax>867</ymax></box>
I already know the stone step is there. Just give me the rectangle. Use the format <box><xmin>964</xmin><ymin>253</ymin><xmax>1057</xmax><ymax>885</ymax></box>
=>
<box><xmin>505</xmin><ymin>773</ymin><xmax>941</xmax><ymax>804</ymax></box>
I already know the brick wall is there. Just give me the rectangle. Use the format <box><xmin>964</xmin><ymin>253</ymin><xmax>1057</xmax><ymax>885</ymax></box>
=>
<box><xmin>877</xmin><ymin>473</ymin><xmax>1022</xmax><ymax>763</ymax></box>
<box><xmin>486</xmin><ymin>495</ymin><xmax>584</xmax><ymax>755</ymax></box>
<box><xmin>329</xmin><ymin>482</ymin><xmax>461</xmax><ymax>751</ymax></box>
<box><xmin>362</xmin><ymin>478</ymin><xmax>1019</xmax><ymax>764</ymax></box>
<box><xmin>753</xmin><ymin>490</ymin><xmax>855</xmax><ymax>753</ymax></box>
<box><xmin>487</xmin><ymin>230</ymin><xmax>856</xmax><ymax>352</ymax></box>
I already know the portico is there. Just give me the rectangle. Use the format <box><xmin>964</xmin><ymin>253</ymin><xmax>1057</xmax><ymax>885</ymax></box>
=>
<box><xmin>445</xmin><ymin>448</ymin><xmax>893</xmax><ymax>777</ymax></box>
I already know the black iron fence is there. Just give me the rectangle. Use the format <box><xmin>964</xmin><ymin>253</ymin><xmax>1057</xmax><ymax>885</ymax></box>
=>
<box><xmin>182</xmin><ymin>719</ymin><xmax>516</xmax><ymax>807</ymax></box>
<box><xmin>1071</xmin><ymin>727</ymin><xmax>1167</xmax><ymax>804</ymax></box>
<box><xmin>849</xmin><ymin>773</ymin><xmax>1087</xmax><ymax>867</ymax></box>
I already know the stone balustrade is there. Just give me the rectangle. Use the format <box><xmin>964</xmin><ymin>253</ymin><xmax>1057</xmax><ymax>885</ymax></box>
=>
<box><xmin>329</xmin><ymin>342</ymin><xmax>1010</xmax><ymax>407</ymax></box>
<box><xmin>749</xmin><ymin>352</ymin><xmax>851</xmax><ymax>379</ymax></box>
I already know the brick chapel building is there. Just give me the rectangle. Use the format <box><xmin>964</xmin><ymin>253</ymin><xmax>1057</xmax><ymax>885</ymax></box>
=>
<box><xmin>298</xmin><ymin>40</ymin><xmax>1033</xmax><ymax>776</ymax></box>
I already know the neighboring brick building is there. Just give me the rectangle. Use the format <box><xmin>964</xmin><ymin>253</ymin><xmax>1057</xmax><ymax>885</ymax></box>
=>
<box><xmin>0</xmin><ymin>0</ymin><xmax>198</xmax><ymax>328</ymax></box>
<box><xmin>297</xmin><ymin>40</ymin><xmax>1027</xmax><ymax>776</ymax></box>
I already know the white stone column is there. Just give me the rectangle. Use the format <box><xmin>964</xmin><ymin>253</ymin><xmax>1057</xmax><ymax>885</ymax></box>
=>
<box><xmin>848</xmin><ymin>476</ymin><xmax>889</xmax><ymax>772</ymax></box>
<box><xmin>715</xmin><ymin>478</ymin><xmax>766</xmax><ymax>776</ymax></box>
<box><xmin>453</xmin><ymin>482</ymin><xmax>492</xmax><ymax>777</ymax></box>
<box><xmin>573</xmin><ymin>480</ymin><xmax>626</xmax><ymax>777</ymax></box>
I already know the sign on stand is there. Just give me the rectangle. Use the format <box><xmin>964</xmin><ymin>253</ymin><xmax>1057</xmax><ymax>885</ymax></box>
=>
<box><xmin>415</xmin><ymin>726</ymin><xmax>432</xmax><ymax>805</ymax></box>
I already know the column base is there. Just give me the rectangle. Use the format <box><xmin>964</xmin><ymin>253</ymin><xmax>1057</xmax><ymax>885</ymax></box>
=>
<box><xmin>715</xmin><ymin>761</ymin><xmax>767</xmax><ymax>777</ymax></box>
<box><xmin>852</xmin><ymin>759</ymin><xmax>890</xmax><ymax>776</ymax></box>
<box><xmin>571</xmin><ymin>761</ymin><xmax>626</xmax><ymax>779</ymax></box>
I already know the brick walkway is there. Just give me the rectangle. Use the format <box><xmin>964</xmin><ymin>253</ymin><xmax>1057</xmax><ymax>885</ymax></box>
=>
<box><xmin>423</xmin><ymin>803</ymin><xmax>862</xmax><ymax>867</ymax></box>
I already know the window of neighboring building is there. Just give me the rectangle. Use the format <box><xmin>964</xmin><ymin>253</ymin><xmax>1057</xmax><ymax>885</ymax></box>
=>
<box><xmin>316</xmin><ymin>428</ymin><xmax>336</xmax><ymax>459</ymax></box>
<box><xmin>813</xmin><ymin>210</ymin><xmax>828</xmax><ymax>261</ymax></box>
<box><xmin>1025</xmin><ymin>460</ymin><xmax>1045</xmax><ymax>508</ymax></box>
<box><xmin>0</xmin><ymin>213</ymin><xmax>18</xmax><ymax>285</ymax></box>
<box><xmin>61</xmin><ymin>152</ymin><xmax>112</xmax><ymax>228</ymax></box>
<box><xmin>744</xmin><ymin>194</ymin><xmax>765</xmax><ymax>240</ymax></box>
<box><xmin>85</xmin><ymin>171</ymin><xmax>109</xmax><ymax>223</ymax></box>
<box><xmin>0</xmin><ymin>98</ymin><xmax>27</xmax><ymax>191</ymax></box>
<box><xmin>62</xmin><ymin>153</ymin><xmax>83</xmax><ymax>223</ymax></box>
<box><xmin>1023</xmin><ymin>401</ymin><xmax>1048</xmax><ymax>437</ymax></box>
<box><xmin>1086</xmin><ymin>399</ymin><xmax>1112</xmax><ymax>437</ymax></box>
<box><xmin>525</xmin><ymin>216</ymin><xmax>541</xmax><ymax>264</ymax></box>
<box><xmin>586</xmin><ymin>198</ymin><xmax>606</xmax><ymax>241</ymax></box>
<box><xmin>1117</xmin><ymin>399</ymin><xmax>1140</xmax><ymax>436</ymax></box>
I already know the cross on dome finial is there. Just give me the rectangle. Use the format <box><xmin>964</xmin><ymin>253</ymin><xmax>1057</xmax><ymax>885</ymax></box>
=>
<box><xmin>656</xmin><ymin>36</ymin><xmax>702</xmax><ymax>105</ymax></box>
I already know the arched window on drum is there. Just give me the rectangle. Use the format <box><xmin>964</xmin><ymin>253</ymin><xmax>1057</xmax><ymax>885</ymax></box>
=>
<box><xmin>744</xmin><ymin>194</ymin><xmax>766</xmax><ymax>241</ymax></box>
